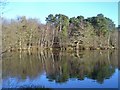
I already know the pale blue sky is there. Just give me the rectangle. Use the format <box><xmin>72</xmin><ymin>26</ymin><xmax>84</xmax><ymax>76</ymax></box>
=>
<box><xmin>3</xmin><ymin>2</ymin><xmax>118</xmax><ymax>26</ymax></box>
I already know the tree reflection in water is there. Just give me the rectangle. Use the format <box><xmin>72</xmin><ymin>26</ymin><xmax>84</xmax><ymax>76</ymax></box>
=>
<box><xmin>2</xmin><ymin>50</ymin><xmax>118</xmax><ymax>85</ymax></box>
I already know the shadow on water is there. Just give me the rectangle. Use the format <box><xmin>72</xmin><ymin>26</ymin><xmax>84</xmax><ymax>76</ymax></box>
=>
<box><xmin>2</xmin><ymin>50</ymin><xmax>118</xmax><ymax>88</ymax></box>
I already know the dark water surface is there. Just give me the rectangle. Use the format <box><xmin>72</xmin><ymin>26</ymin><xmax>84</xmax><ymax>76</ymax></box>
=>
<box><xmin>2</xmin><ymin>50</ymin><xmax>118</xmax><ymax>88</ymax></box>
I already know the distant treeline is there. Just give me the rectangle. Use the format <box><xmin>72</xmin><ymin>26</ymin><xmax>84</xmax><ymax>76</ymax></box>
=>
<box><xmin>2</xmin><ymin>13</ymin><xmax>118</xmax><ymax>52</ymax></box>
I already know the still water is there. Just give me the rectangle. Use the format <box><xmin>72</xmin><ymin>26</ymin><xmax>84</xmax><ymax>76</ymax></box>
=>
<box><xmin>2</xmin><ymin>50</ymin><xmax>118</xmax><ymax>88</ymax></box>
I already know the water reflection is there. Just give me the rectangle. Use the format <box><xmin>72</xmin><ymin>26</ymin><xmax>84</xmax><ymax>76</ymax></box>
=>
<box><xmin>2</xmin><ymin>50</ymin><xmax>118</xmax><ymax>88</ymax></box>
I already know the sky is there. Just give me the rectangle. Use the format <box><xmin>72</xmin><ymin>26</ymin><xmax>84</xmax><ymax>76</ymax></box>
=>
<box><xmin>6</xmin><ymin>0</ymin><xmax>120</xmax><ymax>2</ymax></box>
<box><xmin>2</xmin><ymin>1</ymin><xmax>118</xmax><ymax>26</ymax></box>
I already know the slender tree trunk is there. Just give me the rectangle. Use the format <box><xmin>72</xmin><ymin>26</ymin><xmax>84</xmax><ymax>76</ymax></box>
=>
<box><xmin>40</xmin><ymin>34</ymin><xmax>43</xmax><ymax>48</ymax></box>
<box><xmin>44</xmin><ymin>27</ymin><xmax>47</xmax><ymax>48</ymax></box>
<box><xmin>19</xmin><ymin>37</ymin><xmax>22</xmax><ymax>50</ymax></box>
<box><xmin>108</xmin><ymin>31</ymin><xmax>110</xmax><ymax>48</ymax></box>
<box><xmin>60</xmin><ymin>20</ymin><xmax>62</xmax><ymax>32</ymax></box>
<box><xmin>28</xmin><ymin>30</ymin><xmax>32</xmax><ymax>50</ymax></box>
<box><xmin>76</xmin><ymin>41</ymin><xmax>79</xmax><ymax>50</ymax></box>
<box><xmin>76</xmin><ymin>41</ymin><xmax>80</xmax><ymax>57</ymax></box>
<box><xmin>52</xmin><ymin>28</ymin><xmax>55</xmax><ymax>48</ymax></box>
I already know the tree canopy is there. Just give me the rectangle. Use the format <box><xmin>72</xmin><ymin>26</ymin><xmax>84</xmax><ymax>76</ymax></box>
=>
<box><xmin>2</xmin><ymin>13</ymin><xmax>118</xmax><ymax>52</ymax></box>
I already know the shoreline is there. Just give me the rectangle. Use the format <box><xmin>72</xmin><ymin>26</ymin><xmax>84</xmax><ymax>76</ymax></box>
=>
<box><xmin>1</xmin><ymin>46</ymin><xmax>117</xmax><ymax>54</ymax></box>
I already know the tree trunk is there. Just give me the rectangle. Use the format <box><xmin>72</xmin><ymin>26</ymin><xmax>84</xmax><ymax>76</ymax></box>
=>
<box><xmin>28</xmin><ymin>31</ymin><xmax>32</xmax><ymax>50</ymax></box>
<box><xmin>19</xmin><ymin>37</ymin><xmax>22</xmax><ymax>50</ymax></box>
<box><xmin>108</xmin><ymin>31</ymin><xmax>110</xmax><ymax>48</ymax></box>
<box><xmin>76</xmin><ymin>41</ymin><xmax>79</xmax><ymax>50</ymax></box>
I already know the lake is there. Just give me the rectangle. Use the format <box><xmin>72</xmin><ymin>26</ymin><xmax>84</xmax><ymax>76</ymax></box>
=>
<box><xmin>2</xmin><ymin>50</ymin><xmax>118</xmax><ymax>88</ymax></box>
